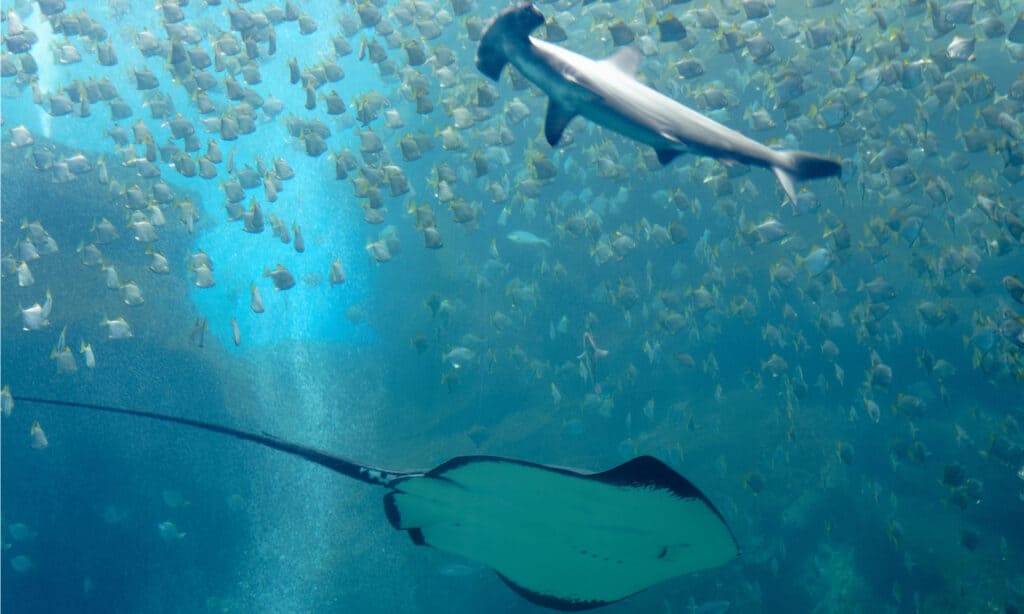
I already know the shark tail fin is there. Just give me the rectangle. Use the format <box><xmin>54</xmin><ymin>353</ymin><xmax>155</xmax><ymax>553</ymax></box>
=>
<box><xmin>772</xmin><ymin>150</ymin><xmax>843</xmax><ymax>204</ymax></box>
<box><xmin>476</xmin><ymin>4</ymin><xmax>546</xmax><ymax>81</ymax></box>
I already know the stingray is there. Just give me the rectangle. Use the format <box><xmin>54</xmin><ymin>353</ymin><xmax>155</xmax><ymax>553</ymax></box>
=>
<box><xmin>13</xmin><ymin>396</ymin><xmax>738</xmax><ymax>610</ymax></box>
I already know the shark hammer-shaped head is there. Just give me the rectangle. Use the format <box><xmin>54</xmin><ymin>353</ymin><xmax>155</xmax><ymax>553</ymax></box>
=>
<box><xmin>476</xmin><ymin>3</ymin><xmax>545</xmax><ymax>80</ymax></box>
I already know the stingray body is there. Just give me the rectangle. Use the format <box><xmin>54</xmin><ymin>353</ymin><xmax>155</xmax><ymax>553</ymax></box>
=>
<box><xmin>476</xmin><ymin>3</ymin><xmax>842</xmax><ymax>204</ymax></box>
<box><xmin>13</xmin><ymin>396</ymin><xmax>738</xmax><ymax>610</ymax></box>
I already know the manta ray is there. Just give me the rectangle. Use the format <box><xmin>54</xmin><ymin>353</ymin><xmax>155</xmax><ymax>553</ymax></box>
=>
<box><xmin>14</xmin><ymin>395</ymin><xmax>738</xmax><ymax>610</ymax></box>
<box><xmin>476</xmin><ymin>3</ymin><xmax>842</xmax><ymax>204</ymax></box>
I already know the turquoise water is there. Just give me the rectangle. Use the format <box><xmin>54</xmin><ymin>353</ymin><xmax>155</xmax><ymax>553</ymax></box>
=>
<box><xmin>3</xmin><ymin>0</ymin><xmax>1024</xmax><ymax>612</ymax></box>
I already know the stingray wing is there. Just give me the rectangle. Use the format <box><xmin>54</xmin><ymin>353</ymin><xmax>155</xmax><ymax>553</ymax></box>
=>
<box><xmin>383</xmin><ymin>455</ymin><xmax>738</xmax><ymax>610</ymax></box>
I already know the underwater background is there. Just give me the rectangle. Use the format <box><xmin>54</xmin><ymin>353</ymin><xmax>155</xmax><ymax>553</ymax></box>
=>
<box><xmin>2</xmin><ymin>0</ymin><xmax>1023</xmax><ymax>612</ymax></box>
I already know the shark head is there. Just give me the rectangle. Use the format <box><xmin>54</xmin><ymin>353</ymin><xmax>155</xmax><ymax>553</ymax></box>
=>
<box><xmin>476</xmin><ymin>3</ymin><xmax>546</xmax><ymax>81</ymax></box>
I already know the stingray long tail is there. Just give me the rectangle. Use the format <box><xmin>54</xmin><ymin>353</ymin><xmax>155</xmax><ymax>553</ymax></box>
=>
<box><xmin>11</xmin><ymin>395</ymin><xmax>407</xmax><ymax>487</ymax></box>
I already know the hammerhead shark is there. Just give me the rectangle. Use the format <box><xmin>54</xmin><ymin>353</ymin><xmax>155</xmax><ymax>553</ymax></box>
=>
<box><xmin>476</xmin><ymin>3</ymin><xmax>842</xmax><ymax>203</ymax></box>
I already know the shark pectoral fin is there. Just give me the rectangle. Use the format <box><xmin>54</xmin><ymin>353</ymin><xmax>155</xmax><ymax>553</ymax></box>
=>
<box><xmin>655</xmin><ymin>148</ymin><xmax>683</xmax><ymax>166</ymax></box>
<box><xmin>544</xmin><ymin>101</ymin><xmax>577</xmax><ymax>146</ymax></box>
<box><xmin>603</xmin><ymin>46</ymin><xmax>642</xmax><ymax>76</ymax></box>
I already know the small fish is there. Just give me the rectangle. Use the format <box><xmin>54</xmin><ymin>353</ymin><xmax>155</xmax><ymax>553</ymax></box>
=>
<box><xmin>101</xmin><ymin>317</ymin><xmax>133</xmax><ymax>340</ymax></box>
<box><xmin>250</xmin><ymin>283</ymin><xmax>265</xmax><ymax>313</ymax></box>
<box><xmin>750</xmin><ymin>218</ymin><xmax>788</xmax><ymax>243</ymax></box>
<box><xmin>30</xmin><ymin>421</ymin><xmax>48</xmax><ymax>449</ymax></box>
<box><xmin>366</xmin><ymin>240</ymin><xmax>392</xmax><ymax>263</ymax></box>
<box><xmin>80</xmin><ymin>341</ymin><xmax>96</xmax><ymax>368</ymax></box>
<box><xmin>264</xmin><ymin>264</ymin><xmax>296</xmax><ymax>291</ymax></box>
<box><xmin>1010</xmin><ymin>13</ymin><xmax>1024</xmax><ymax>43</ymax></box>
<box><xmin>192</xmin><ymin>263</ymin><xmax>216</xmax><ymax>288</ymax></box>
<box><xmin>102</xmin><ymin>263</ymin><xmax>120</xmax><ymax>289</ymax></box>
<box><xmin>66</xmin><ymin>153</ymin><xmax>92</xmax><ymax>174</ymax></box>
<box><xmin>18</xmin><ymin>238</ymin><xmax>40</xmax><ymax>262</ymax></box>
<box><xmin>1</xmin><ymin>385</ymin><xmax>14</xmax><ymax>417</ymax></box>
<box><xmin>8</xmin><ymin>523</ymin><xmax>37</xmax><ymax>542</ymax></box>
<box><xmin>859</xmin><ymin>277</ymin><xmax>897</xmax><ymax>301</ymax></box>
<box><xmin>190</xmin><ymin>317</ymin><xmax>208</xmax><ymax>348</ymax></box>
<box><xmin>329</xmin><ymin>258</ymin><xmax>347</xmax><ymax>285</ymax></box>
<box><xmin>157</xmin><ymin>521</ymin><xmax>186</xmax><ymax>542</ymax></box>
<box><xmin>1003</xmin><ymin>275</ymin><xmax>1024</xmax><ymax>304</ymax></box>
<box><xmin>273</xmin><ymin>158</ymin><xmax>295</xmax><ymax>180</ymax></box>
<box><xmin>821</xmin><ymin>339</ymin><xmax>840</xmax><ymax>361</ymax></box>
<box><xmin>78</xmin><ymin>242</ymin><xmax>103</xmax><ymax>267</ymax></box>
<box><xmin>871</xmin><ymin>362</ymin><xmax>893</xmax><ymax>388</ymax></box>
<box><xmin>16</xmin><ymin>261</ymin><xmax>34</xmax><ymax>287</ymax></box>
<box><xmin>423</xmin><ymin>227</ymin><xmax>444</xmax><ymax>249</ymax></box>
<box><xmin>230</xmin><ymin>319</ymin><xmax>241</xmax><ymax>347</ymax></box>
<box><xmin>917</xmin><ymin>301</ymin><xmax>946</xmax><ymax>327</ymax></box>
<box><xmin>9</xmin><ymin>124</ymin><xmax>33</xmax><ymax>148</ymax></box>
<box><xmin>10</xmin><ymin>555</ymin><xmax>33</xmax><ymax>573</ymax></box>
<box><xmin>946</xmin><ymin>34</ymin><xmax>975</xmax><ymax>62</ymax></box>
<box><xmin>51</xmin><ymin>343</ymin><xmax>78</xmax><ymax>374</ymax></box>
<box><xmin>148</xmin><ymin>249</ymin><xmax>170</xmax><ymax>274</ymax></box>
<box><xmin>761</xmin><ymin>354</ymin><xmax>788</xmax><ymax>378</ymax></box>
<box><xmin>120</xmin><ymin>281</ymin><xmax>145</xmax><ymax>305</ymax></box>
<box><xmin>21</xmin><ymin>290</ymin><xmax>53</xmax><ymax>331</ymax></box>
<box><xmin>864</xmin><ymin>398</ymin><xmax>881</xmax><ymax>423</ymax></box>
<box><xmin>21</xmin><ymin>220</ymin><xmax>48</xmax><ymax>243</ymax></box>
<box><xmin>130</xmin><ymin>217</ymin><xmax>158</xmax><ymax>242</ymax></box>
<box><xmin>443</xmin><ymin>347</ymin><xmax>476</xmax><ymax>369</ymax></box>
<box><xmin>799</xmin><ymin>247</ymin><xmax>833</xmax><ymax>277</ymax></box>
<box><xmin>92</xmin><ymin>217</ymin><xmax>119</xmax><ymax>243</ymax></box>
<box><xmin>506</xmin><ymin>230</ymin><xmax>550</xmax><ymax>247</ymax></box>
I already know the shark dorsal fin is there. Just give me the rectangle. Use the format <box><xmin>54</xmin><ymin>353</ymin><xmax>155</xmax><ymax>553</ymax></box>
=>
<box><xmin>602</xmin><ymin>47</ymin><xmax>642</xmax><ymax>76</ymax></box>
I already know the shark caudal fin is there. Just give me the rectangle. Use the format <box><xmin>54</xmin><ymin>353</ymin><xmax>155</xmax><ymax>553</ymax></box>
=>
<box><xmin>476</xmin><ymin>3</ymin><xmax>546</xmax><ymax>81</ymax></box>
<box><xmin>771</xmin><ymin>150</ymin><xmax>842</xmax><ymax>204</ymax></box>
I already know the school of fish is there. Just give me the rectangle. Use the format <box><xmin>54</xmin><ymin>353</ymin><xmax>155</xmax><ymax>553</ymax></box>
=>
<box><xmin>2</xmin><ymin>0</ymin><xmax>1024</xmax><ymax>611</ymax></box>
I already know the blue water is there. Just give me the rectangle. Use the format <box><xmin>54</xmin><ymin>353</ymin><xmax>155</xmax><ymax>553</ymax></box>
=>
<box><xmin>3</xmin><ymin>0</ymin><xmax>1024</xmax><ymax>612</ymax></box>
